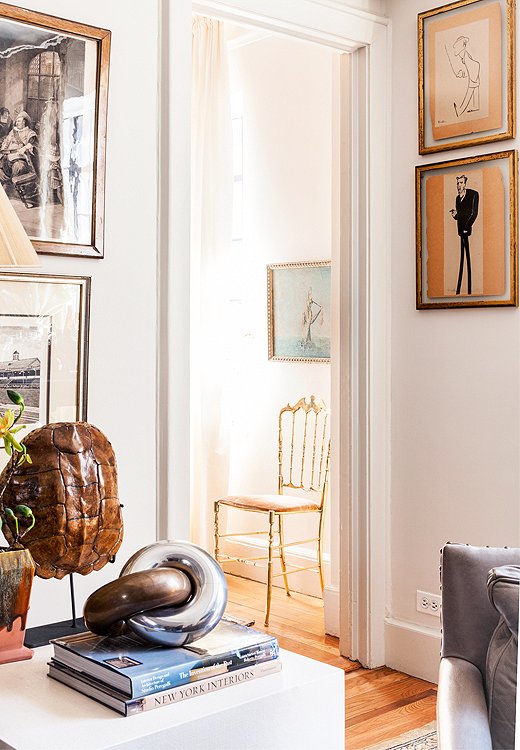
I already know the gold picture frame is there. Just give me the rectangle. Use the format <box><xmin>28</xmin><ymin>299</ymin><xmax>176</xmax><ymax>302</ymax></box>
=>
<box><xmin>0</xmin><ymin>4</ymin><xmax>110</xmax><ymax>257</ymax></box>
<box><xmin>267</xmin><ymin>261</ymin><xmax>331</xmax><ymax>363</ymax></box>
<box><xmin>418</xmin><ymin>0</ymin><xmax>515</xmax><ymax>154</ymax></box>
<box><xmin>416</xmin><ymin>150</ymin><xmax>517</xmax><ymax>308</ymax></box>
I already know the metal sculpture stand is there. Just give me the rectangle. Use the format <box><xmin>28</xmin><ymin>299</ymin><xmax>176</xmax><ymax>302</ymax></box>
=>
<box><xmin>24</xmin><ymin>574</ymin><xmax>88</xmax><ymax>648</ymax></box>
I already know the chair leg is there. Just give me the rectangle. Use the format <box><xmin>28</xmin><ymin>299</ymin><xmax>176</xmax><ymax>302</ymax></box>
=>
<box><xmin>317</xmin><ymin>510</ymin><xmax>325</xmax><ymax>593</ymax></box>
<box><xmin>214</xmin><ymin>501</ymin><xmax>220</xmax><ymax>562</ymax></box>
<box><xmin>265</xmin><ymin>511</ymin><xmax>275</xmax><ymax>626</ymax></box>
<box><xmin>278</xmin><ymin>514</ymin><xmax>291</xmax><ymax>597</ymax></box>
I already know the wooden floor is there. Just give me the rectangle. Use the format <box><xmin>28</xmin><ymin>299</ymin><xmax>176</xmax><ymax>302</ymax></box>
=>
<box><xmin>225</xmin><ymin>575</ymin><xmax>437</xmax><ymax>750</ymax></box>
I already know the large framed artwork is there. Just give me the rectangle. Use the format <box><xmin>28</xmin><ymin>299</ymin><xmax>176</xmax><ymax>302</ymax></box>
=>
<box><xmin>416</xmin><ymin>150</ymin><xmax>517</xmax><ymax>308</ymax></box>
<box><xmin>267</xmin><ymin>261</ymin><xmax>331</xmax><ymax>363</ymax></box>
<box><xmin>418</xmin><ymin>0</ymin><xmax>515</xmax><ymax>154</ymax></box>
<box><xmin>0</xmin><ymin>273</ymin><xmax>90</xmax><ymax>443</ymax></box>
<box><xmin>0</xmin><ymin>5</ymin><xmax>110</xmax><ymax>257</ymax></box>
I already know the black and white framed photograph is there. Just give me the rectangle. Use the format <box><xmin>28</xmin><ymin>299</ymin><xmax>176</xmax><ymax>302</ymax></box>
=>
<box><xmin>0</xmin><ymin>5</ymin><xmax>110</xmax><ymax>257</ymax></box>
<box><xmin>0</xmin><ymin>274</ymin><xmax>90</xmax><ymax>452</ymax></box>
<box><xmin>0</xmin><ymin>313</ymin><xmax>51</xmax><ymax>424</ymax></box>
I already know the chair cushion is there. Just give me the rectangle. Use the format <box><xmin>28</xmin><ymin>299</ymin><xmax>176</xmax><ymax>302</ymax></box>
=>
<box><xmin>218</xmin><ymin>494</ymin><xmax>321</xmax><ymax>513</ymax></box>
<box><xmin>485</xmin><ymin>565</ymin><xmax>519</xmax><ymax>750</ymax></box>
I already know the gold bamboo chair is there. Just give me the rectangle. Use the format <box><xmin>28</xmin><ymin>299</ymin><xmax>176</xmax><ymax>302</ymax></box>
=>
<box><xmin>214</xmin><ymin>395</ymin><xmax>331</xmax><ymax>626</ymax></box>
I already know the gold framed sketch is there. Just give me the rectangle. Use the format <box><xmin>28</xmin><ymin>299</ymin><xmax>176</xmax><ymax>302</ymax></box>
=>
<box><xmin>267</xmin><ymin>261</ymin><xmax>331</xmax><ymax>363</ymax></box>
<box><xmin>418</xmin><ymin>0</ymin><xmax>515</xmax><ymax>154</ymax></box>
<box><xmin>0</xmin><ymin>4</ymin><xmax>110</xmax><ymax>257</ymax></box>
<box><xmin>416</xmin><ymin>150</ymin><xmax>517</xmax><ymax>308</ymax></box>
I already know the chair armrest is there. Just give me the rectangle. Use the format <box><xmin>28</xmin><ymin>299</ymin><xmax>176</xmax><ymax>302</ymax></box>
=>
<box><xmin>437</xmin><ymin>657</ymin><xmax>492</xmax><ymax>750</ymax></box>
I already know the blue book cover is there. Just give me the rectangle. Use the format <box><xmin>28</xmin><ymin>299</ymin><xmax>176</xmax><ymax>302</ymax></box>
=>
<box><xmin>52</xmin><ymin>619</ymin><xmax>279</xmax><ymax>698</ymax></box>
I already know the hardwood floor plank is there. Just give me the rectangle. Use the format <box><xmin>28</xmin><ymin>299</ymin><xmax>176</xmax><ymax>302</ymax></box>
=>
<box><xmin>346</xmin><ymin>695</ymin><xmax>437</xmax><ymax>750</ymax></box>
<box><xmin>347</xmin><ymin>678</ymin><xmax>436</xmax><ymax>720</ymax></box>
<box><xmin>348</xmin><ymin>688</ymin><xmax>438</xmax><ymax>726</ymax></box>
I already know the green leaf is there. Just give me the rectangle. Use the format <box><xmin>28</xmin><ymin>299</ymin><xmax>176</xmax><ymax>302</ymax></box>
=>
<box><xmin>7</xmin><ymin>390</ymin><xmax>24</xmax><ymax>406</ymax></box>
<box><xmin>15</xmin><ymin>505</ymin><xmax>35</xmax><ymax>532</ymax></box>
<box><xmin>3</xmin><ymin>507</ymin><xmax>18</xmax><ymax>537</ymax></box>
<box><xmin>9</xmin><ymin>425</ymin><xmax>27</xmax><ymax>435</ymax></box>
<box><xmin>10</xmin><ymin>435</ymin><xmax>23</xmax><ymax>452</ymax></box>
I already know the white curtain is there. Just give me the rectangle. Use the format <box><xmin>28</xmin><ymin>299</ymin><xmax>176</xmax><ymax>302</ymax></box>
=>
<box><xmin>191</xmin><ymin>16</ymin><xmax>233</xmax><ymax>549</ymax></box>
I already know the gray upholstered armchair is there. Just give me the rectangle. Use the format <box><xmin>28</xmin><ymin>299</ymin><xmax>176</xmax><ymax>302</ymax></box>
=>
<box><xmin>437</xmin><ymin>543</ymin><xmax>519</xmax><ymax>750</ymax></box>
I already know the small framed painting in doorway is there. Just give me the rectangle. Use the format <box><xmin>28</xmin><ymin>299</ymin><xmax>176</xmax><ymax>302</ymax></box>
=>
<box><xmin>267</xmin><ymin>261</ymin><xmax>331</xmax><ymax>362</ymax></box>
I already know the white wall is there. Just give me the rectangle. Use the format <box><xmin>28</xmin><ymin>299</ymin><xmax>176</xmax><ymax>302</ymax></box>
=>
<box><xmin>387</xmin><ymin>0</ymin><xmax>520</xmax><ymax>681</ymax></box>
<box><xmin>220</xmin><ymin>33</ymin><xmax>335</xmax><ymax>595</ymax></box>
<box><xmin>17</xmin><ymin>0</ymin><xmax>159</xmax><ymax>627</ymax></box>
<box><xmin>335</xmin><ymin>0</ymin><xmax>386</xmax><ymax>15</ymax></box>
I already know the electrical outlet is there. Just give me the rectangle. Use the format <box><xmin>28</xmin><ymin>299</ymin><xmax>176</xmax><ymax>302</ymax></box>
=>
<box><xmin>416</xmin><ymin>590</ymin><xmax>441</xmax><ymax>617</ymax></box>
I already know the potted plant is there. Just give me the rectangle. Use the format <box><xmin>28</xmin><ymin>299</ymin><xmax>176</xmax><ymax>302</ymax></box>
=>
<box><xmin>0</xmin><ymin>390</ymin><xmax>35</xmax><ymax>664</ymax></box>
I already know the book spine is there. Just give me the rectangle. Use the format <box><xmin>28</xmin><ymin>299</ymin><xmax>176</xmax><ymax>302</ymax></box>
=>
<box><xmin>126</xmin><ymin>659</ymin><xmax>282</xmax><ymax>715</ymax></box>
<box><xmin>132</xmin><ymin>639</ymin><xmax>279</xmax><ymax>697</ymax></box>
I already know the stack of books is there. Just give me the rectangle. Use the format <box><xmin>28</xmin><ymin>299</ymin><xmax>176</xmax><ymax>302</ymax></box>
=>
<box><xmin>48</xmin><ymin>618</ymin><xmax>281</xmax><ymax>716</ymax></box>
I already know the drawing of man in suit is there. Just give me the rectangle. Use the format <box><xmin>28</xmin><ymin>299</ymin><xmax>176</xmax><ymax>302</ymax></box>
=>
<box><xmin>450</xmin><ymin>174</ymin><xmax>479</xmax><ymax>295</ymax></box>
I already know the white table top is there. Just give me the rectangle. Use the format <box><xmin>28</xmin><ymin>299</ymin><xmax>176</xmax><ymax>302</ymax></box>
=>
<box><xmin>0</xmin><ymin>646</ymin><xmax>344</xmax><ymax>750</ymax></box>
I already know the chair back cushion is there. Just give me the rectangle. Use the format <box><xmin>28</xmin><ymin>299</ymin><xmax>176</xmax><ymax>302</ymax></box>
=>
<box><xmin>485</xmin><ymin>565</ymin><xmax>519</xmax><ymax>750</ymax></box>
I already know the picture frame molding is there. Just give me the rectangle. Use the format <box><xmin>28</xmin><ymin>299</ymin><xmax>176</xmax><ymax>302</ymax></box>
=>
<box><xmin>0</xmin><ymin>2</ymin><xmax>111</xmax><ymax>258</ymax></box>
<box><xmin>418</xmin><ymin>0</ymin><xmax>516</xmax><ymax>155</ymax></box>
<box><xmin>415</xmin><ymin>148</ymin><xmax>518</xmax><ymax>309</ymax></box>
<box><xmin>0</xmin><ymin>271</ymin><xmax>91</xmax><ymax>420</ymax></box>
<box><xmin>267</xmin><ymin>260</ymin><xmax>331</xmax><ymax>363</ymax></box>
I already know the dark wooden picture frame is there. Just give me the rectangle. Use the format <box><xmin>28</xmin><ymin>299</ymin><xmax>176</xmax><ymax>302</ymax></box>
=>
<box><xmin>0</xmin><ymin>4</ymin><xmax>110</xmax><ymax>257</ymax></box>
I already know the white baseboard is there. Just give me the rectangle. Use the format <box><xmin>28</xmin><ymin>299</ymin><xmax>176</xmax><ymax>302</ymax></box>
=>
<box><xmin>323</xmin><ymin>584</ymin><xmax>340</xmax><ymax>637</ymax></box>
<box><xmin>385</xmin><ymin>617</ymin><xmax>441</xmax><ymax>684</ymax></box>
<box><xmin>220</xmin><ymin>535</ymin><xmax>329</xmax><ymax>598</ymax></box>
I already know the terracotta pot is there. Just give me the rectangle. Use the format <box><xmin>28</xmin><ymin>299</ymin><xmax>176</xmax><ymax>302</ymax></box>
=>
<box><xmin>0</xmin><ymin>549</ymin><xmax>35</xmax><ymax>664</ymax></box>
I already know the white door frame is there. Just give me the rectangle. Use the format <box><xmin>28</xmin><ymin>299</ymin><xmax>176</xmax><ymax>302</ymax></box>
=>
<box><xmin>160</xmin><ymin>0</ymin><xmax>390</xmax><ymax>667</ymax></box>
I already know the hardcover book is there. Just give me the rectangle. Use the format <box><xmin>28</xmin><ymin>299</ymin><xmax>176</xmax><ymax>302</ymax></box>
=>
<box><xmin>51</xmin><ymin>619</ymin><xmax>279</xmax><ymax>698</ymax></box>
<box><xmin>48</xmin><ymin>657</ymin><xmax>282</xmax><ymax>716</ymax></box>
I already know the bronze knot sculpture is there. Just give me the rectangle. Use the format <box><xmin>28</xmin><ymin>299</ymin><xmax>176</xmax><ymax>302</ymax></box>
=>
<box><xmin>83</xmin><ymin>541</ymin><xmax>228</xmax><ymax>647</ymax></box>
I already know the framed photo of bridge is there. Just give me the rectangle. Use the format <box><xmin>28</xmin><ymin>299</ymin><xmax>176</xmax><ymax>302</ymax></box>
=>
<box><xmin>267</xmin><ymin>261</ymin><xmax>331</xmax><ymax>363</ymax></box>
<box><xmin>416</xmin><ymin>150</ymin><xmax>518</xmax><ymax>308</ymax></box>
<box><xmin>418</xmin><ymin>0</ymin><xmax>515</xmax><ymax>154</ymax></box>
<box><xmin>0</xmin><ymin>274</ymin><xmax>90</xmax><ymax>464</ymax></box>
<box><xmin>0</xmin><ymin>5</ymin><xmax>110</xmax><ymax>256</ymax></box>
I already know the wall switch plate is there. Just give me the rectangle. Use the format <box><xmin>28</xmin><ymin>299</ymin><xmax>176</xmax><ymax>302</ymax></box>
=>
<box><xmin>416</xmin><ymin>590</ymin><xmax>441</xmax><ymax>617</ymax></box>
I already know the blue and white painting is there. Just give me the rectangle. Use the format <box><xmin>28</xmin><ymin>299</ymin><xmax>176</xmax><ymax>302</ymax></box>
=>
<box><xmin>270</xmin><ymin>262</ymin><xmax>331</xmax><ymax>362</ymax></box>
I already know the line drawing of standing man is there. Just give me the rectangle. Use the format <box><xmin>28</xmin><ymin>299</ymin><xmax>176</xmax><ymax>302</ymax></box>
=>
<box><xmin>450</xmin><ymin>174</ymin><xmax>479</xmax><ymax>295</ymax></box>
<box><xmin>451</xmin><ymin>35</ymin><xmax>481</xmax><ymax>117</ymax></box>
<box><xmin>302</xmin><ymin>287</ymin><xmax>323</xmax><ymax>347</ymax></box>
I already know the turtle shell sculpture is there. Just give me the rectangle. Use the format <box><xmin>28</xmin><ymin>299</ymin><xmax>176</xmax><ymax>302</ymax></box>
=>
<box><xmin>0</xmin><ymin>422</ymin><xmax>123</xmax><ymax>579</ymax></box>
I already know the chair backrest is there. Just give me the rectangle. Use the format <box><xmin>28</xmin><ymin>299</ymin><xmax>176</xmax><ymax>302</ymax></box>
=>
<box><xmin>278</xmin><ymin>395</ymin><xmax>330</xmax><ymax>508</ymax></box>
<box><xmin>440</xmin><ymin>542</ymin><xmax>520</xmax><ymax>676</ymax></box>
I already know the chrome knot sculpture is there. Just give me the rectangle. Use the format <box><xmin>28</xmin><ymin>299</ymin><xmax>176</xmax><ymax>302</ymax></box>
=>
<box><xmin>83</xmin><ymin>541</ymin><xmax>227</xmax><ymax>647</ymax></box>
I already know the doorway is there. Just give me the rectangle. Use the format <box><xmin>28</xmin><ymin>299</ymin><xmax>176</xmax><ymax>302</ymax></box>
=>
<box><xmin>159</xmin><ymin>0</ymin><xmax>391</xmax><ymax>668</ymax></box>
